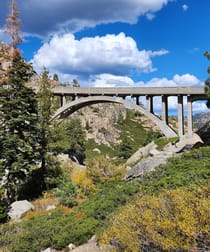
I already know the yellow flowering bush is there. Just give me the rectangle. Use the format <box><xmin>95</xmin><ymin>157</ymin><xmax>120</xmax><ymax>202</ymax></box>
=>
<box><xmin>100</xmin><ymin>184</ymin><xmax>210</xmax><ymax>251</ymax></box>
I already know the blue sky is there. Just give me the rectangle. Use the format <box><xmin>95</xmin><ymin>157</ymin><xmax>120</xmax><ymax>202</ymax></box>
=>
<box><xmin>0</xmin><ymin>0</ymin><xmax>210</xmax><ymax>113</ymax></box>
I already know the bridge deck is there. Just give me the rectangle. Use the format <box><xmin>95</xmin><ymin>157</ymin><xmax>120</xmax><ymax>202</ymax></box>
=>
<box><xmin>52</xmin><ymin>86</ymin><xmax>206</xmax><ymax>97</ymax></box>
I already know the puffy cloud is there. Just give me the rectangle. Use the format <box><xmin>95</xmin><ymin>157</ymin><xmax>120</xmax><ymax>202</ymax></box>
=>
<box><xmin>88</xmin><ymin>74</ymin><xmax>135</xmax><ymax>87</ymax></box>
<box><xmin>182</xmin><ymin>4</ymin><xmax>189</xmax><ymax>11</ymax></box>
<box><xmin>32</xmin><ymin>32</ymin><xmax>168</xmax><ymax>78</ymax></box>
<box><xmin>173</xmin><ymin>74</ymin><xmax>200</xmax><ymax>86</ymax></box>
<box><xmin>0</xmin><ymin>0</ymin><xmax>172</xmax><ymax>37</ymax></box>
<box><xmin>138</xmin><ymin>74</ymin><xmax>202</xmax><ymax>87</ymax></box>
<box><xmin>146</xmin><ymin>13</ymin><xmax>156</xmax><ymax>21</ymax></box>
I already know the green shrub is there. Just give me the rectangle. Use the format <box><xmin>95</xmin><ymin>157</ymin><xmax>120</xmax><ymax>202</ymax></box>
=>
<box><xmin>0</xmin><ymin>179</ymin><xmax>139</xmax><ymax>251</ymax></box>
<box><xmin>1</xmin><ymin>147</ymin><xmax>209</xmax><ymax>251</ymax></box>
<box><xmin>56</xmin><ymin>173</ymin><xmax>77</xmax><ymax>207</ymax></box>
<box><xmin>154</xmin><ymin>136</ymin><xmax>179</xmax><ymax>150</ymax></box>
<box><xmin>139</xmin><ymin>146</ymin><xmax>210</xmax><ymax>193</ymax></box>
<box><xmin>0</xmin><ymin>199</ymin><xmax>8</xmax><ymax>223</ymax></box>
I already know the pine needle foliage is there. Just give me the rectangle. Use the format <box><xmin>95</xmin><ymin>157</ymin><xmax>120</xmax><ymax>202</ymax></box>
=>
<box><xmin>0</xmin><ymin>52</ymin><xmax>39</xmax><ymax>203</ymax></box>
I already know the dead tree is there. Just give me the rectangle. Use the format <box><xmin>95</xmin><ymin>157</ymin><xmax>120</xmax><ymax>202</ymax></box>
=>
<box><xmin>4</xmin><ymin>0</ymin><xmax>22</xmax><ymax>51</ymax></box>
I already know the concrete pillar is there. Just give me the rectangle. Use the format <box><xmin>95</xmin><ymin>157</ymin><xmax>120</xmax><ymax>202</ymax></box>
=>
<box><xmin>162</xmin><ymin>95</ymin><xmax>168</xmax><ymax>124</ymax></box>
<box><xmin>136</xmin><ymin>96</ymin><xmax>140</xmax><ymax>105</ymax></box>
<box><xmin>150</xmin><ymin>96</ymin><xmax>154</xmax><ymax>114</ymax></box>
<box><xmin>146</xmin><ymin>95</ymin><xmax>149</xmax><ymax>110</ymax></box>
<box><xmin>61</xmin><ymin>95</ymin><xmax>66</xmax><ymax>107</ymax></box>
<box><xmin>59</xmin><ymin>96</ymin><xmax>62</xmax><ymax>107</ymax></box>
<box><xmin>187</xmin><ymin>95</ymin><xmax>193</xmax><ymax>135</ymax></box>
<box><xmin>178</xmin><ymin>95</ymin><xmax>184</xmax><ymax>136</ymax></box>
<box><xmin>146</xmin><ymin>95</ymin><xmax>154</xmax><ymax>113</ymax></box>
<box><xmin>60</xmin><ymin>95</ymin><xmax>66</xmax><ymax>107</ymax></box>
<box><xmin>72</xmin><ymin>94</ymin><xmax>78</xmax><ymax>101</ymax></box>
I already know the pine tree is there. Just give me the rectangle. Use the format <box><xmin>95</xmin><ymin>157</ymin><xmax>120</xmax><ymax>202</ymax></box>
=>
<box><xmin>0</xmin><ymin>53</ymin><xmax>39</xmax><ymax>203</ymax></box>
<box><xmin>204</xmin><ymin>51</ymin><xmax>210</xmax><ymax>108</ymax></box>
<box><xmin>37</xmin><ymin>69</ymin><xmax>54</xmax><ymax>172</ymax></box>
<box><xmin>118</xmin><ymin>136</ymin><xmax>133</xmax><ymax>160</ymax></box>
<box><xmin>64</xmin><ymin>118</ymin><xmax>86</xmax><ymax>163</ymax></box>
<box><xmin>0</xmin><ymin>0</ymin><xmax>39</xmax><ymax>203</ymax></box>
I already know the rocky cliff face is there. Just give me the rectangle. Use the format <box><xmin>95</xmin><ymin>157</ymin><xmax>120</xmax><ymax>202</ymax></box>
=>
<box><xmin>71</xmin><ymin>106</ymin><xmax>210</xmax><ymax>146</ymax></box>
<box><xmin>71</xmin><ymin>103</ymin><xmax>161</xmax><ymax>146</ymax></box>
<box><xmin>72</xmin><ymin>103</ymin><xmax>126</xmax><ymax>145</ymax></box>
<box><xmin>193</xmin><ymin>112</ymin><xmax>210</xmax><ymax>129</ymax></box>
<box><xmin>196</xmin><ymin>120</ymin><xmax>210</xmax><ymax>144</ymax></box>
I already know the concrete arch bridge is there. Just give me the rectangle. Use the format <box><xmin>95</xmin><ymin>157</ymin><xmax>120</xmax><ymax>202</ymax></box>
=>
<box><xmin>52</xmin><ymin>86</ymin><xmax>208</xmax><ymax>138</ymax></box>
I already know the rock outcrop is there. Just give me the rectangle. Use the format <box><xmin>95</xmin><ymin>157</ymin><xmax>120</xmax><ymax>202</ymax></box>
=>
<box><xmin>73</xmin><ymin>103</ymin><xmax>125</xmax><ymax>146</ymax></box>
<box><xmin>196</xmin><ymin>120</ymin><xmax>210</xmax><ymax>145</ymax></box>
<box><xmin>41</xmin><ymin>235</ymin><xmax>115</xmax><ymax>252</ymax></box>
<box><xmin>8</xmin><ymin>200</ymin><xmax>34</xmax><ymax>220</ymax></box>
<box><xmin>126</xmin><ymin>141</ymin><xmax>157</xmax><ymax>165</ymax></box>
<box><xmin>125</xmin><ymin>133</ymin><xmax>203</xmax><ymax>180</ymax></box>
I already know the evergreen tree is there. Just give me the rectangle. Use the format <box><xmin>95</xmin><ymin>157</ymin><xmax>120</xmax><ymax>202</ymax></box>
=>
<box><xmin>53</xmin><ymin>73</ymin><xmax>59</xmax><ymax>81</ymax></box>
<box><xmin>118</xmin><ymin>136</ymin><xmax>133</xmax><ymax>160</ymax></box>
<box><xmin>64</xmin><ymin>118</ymin><xmax>86</xmax><ymax>164</ymax></box>
<box><xmin>36</xmin><ymin>69</ymin><xmax>64</xmax><ymax>192</ymax></box>
<box><xmin>49</xmin><ymin>118</ymin><xmax>86</xmax><ymax>164</ymax></box>
<box><xmin>37</xmin><ymin>69</ymin><xmax>54</xmax><ymax>172</ymax></box>
<box><xmin>204</xmin><ymin>51</ymin><xmax>210</xmax><ymax>108</ymax></box>
<box><xmin>72</xmin><ymin>79</ymin><xmax>80</xmax><ymax>87</ymax></box>
<box><xmin>0</xmin><ymin>51</ymin><xmax>39</xmax><ymax>203</ymax></box>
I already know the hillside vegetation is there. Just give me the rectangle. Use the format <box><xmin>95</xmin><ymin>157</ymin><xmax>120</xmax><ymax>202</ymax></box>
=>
<box><xmin>0</xmin><ymin>146</ymin><xmax>209</xmax><ymax>251</ymax></box>
<box><xmin>85</xmin><ymin>108</ymin><xmax>162</xmax><ymax>162</ymax></box>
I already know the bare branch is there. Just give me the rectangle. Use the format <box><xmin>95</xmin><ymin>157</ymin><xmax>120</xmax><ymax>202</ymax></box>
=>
<box><xmin>4</xmin><ymin>0</ymin><xmax>22</xmax><ymax>50</ymax></box>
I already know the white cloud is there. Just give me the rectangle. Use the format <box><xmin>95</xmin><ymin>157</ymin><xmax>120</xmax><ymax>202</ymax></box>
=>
<box><xmin>138</xmin><ymin>74</ymin><xmax>202</xmax><ymax>87</ymax></box>
<box><xmin>173</xmin><ymin>74</ymin><xmax>201</xmax><ymax>86</ymax></box>
<box><xmin>88</xmin><ymin>74</ymin><xmax>135</xmax><ymax>87</ymax></box>
<box><xmin>146</xmin><ymin>13</ymin><xmax>155</xmax><ymax>21</ymax></box>
<box><xmin>32</xmin><ymin>32</ymin><xmax>168</xmax><ymax>79</ymax></box>
<box><xmin>0</xmin><ymin>0</ymin><xmax>172</xmax><ymax>37</ymax></box>
<box><xmin>182</xmin><ymin>4</ymin><xmax>189</xmax><ymax>11</ymax></box>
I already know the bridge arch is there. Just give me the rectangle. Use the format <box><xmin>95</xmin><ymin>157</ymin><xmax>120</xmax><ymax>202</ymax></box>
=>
<box><xmin>53</xmin><ymin>96</ymin><xmax>177</xmax><ymax>138</ymax></box>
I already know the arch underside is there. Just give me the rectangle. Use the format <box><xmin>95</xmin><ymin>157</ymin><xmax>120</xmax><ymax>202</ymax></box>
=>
<box><xmin>53</xmin><ymin>96</ymin><xmax>177</xmax><ymax>138</ymax></box>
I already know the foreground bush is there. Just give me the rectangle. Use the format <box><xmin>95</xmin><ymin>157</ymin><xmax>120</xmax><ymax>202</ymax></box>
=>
<box><xmin>100</xmin><ymin>185</ymin><xmax>210</xmax><ymax>251</ymax></box>
<box><xmin>0</xmin><ymin>179</ymin><xmax>139</xmax><ymax>251</ymax></box>
<box><xmin>0</xmin><ymin>147</ymin><xmax>209</xmax><ymax>251</ymax></box>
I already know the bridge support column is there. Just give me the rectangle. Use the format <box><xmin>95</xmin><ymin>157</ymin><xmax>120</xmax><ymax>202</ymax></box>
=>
<box><xmin>187</xmin><ymin>95</ymin><xmax>193</xmax><ymax>135</ymax></box>
<box><xmin>178</xmin><ymin>95</ymin><xmax>184</xmax><ymax>136</ymax></box>
<box><xmin>136</xmin><ymin>96</ymin><xmax>140</xmax><ymax>105</ymax></box>
<box><xmin>72</xmin><ymin>94</ymin><xmax>78</xmax><ymax>101</ymax></box>
<box><xmin>146</xmin><ymin>95</ymin><xmax>154</xmax><ymax>114</ymax></box>
<box><xmin>162</xmin><ymin>95</ymin><xmax>168</xmax><ymax>124</ymax></box>
<box><xmin>60</xmin><ymin>95</ymin><xmax>67</xmax><ymax>107</ymax></box>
